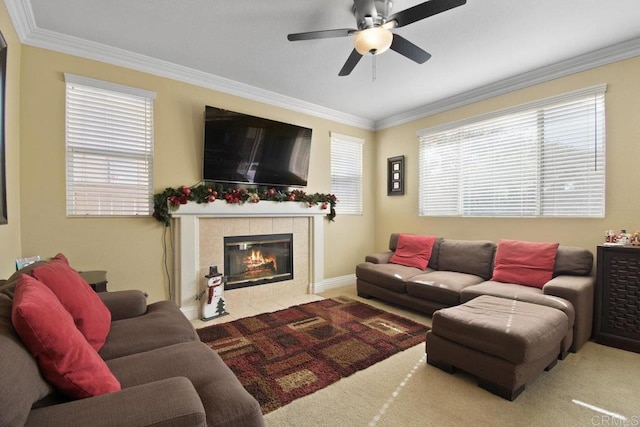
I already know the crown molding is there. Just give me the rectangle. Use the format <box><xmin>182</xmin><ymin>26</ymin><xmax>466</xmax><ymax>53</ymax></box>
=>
<box><xmin>24</xmin><ymin>28</ymin><xmax>376</xmax><ymax>130</ymax></box>
<box><xmin>5</xmin><ymin>0</ymin><xmax>640</xmax><ymax>132</ymax></box>
<box><xmin>375</xmin><ymin>36</ymin><xmax>640</xmax><ymax>130</ymax></box>
<box><xmin>3</xmin><ymin>0</ymin><xmax>36</xmax><ymax>40</ymax></box>
<box><xmin>4</xmin><ymin>0</ymin><xmax>375</xmax><ymax>130</ymax></box>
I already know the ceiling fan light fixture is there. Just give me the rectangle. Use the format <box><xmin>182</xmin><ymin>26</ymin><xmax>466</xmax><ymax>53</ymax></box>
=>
<box><xmin>354</xmin><ymin>27</ymin><xmax>393</xmax><ymax>55</ymax></box>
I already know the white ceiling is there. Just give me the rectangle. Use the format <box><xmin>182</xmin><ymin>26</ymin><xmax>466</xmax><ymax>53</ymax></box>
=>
<box><xmin>6</xmin><ymin>0</ymin><xmax>640</xmax><ymax>129</ymax></box>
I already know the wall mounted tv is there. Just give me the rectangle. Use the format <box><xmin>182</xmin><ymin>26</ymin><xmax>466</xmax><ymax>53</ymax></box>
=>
<box><xmin>203</xmin><ymin>106</ymin><xmax>312</xmax><ymax>188</ymax></box>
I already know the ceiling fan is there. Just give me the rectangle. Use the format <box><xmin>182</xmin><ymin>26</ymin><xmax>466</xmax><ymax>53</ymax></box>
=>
<box><xmin>287</xmin><ymin>0</ymin><xmax>466</xmax><ymax>76</ymax></box>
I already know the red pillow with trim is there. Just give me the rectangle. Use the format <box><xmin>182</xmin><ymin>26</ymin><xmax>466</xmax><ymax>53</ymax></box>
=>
<box><xmin>491</xmin><ymin>239</ymin><xmax>559</xmax><ymax>288</ymax></box>
<box><xmin>389</xmin><ymin>234</ymin><xmax>436</xmax><ymax>270</ymax></box>
<box><xmin>12</xmin><ymin>275</ymin><xmax>121</xmax><ymax>399</ymax></box>
<box><xmin>32</xmin><ymin>253</ymin><xmax>110</xmax><ymax>351</ymax></box>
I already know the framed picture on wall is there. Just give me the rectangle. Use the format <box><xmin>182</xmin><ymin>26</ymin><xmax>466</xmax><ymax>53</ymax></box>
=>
<box><xmin>387</xmin><ymin>155</ymin><xmax>404</xmax><ymax>196</ymax></box>
<box><xmin>0</xmin><ymin>30</ymin><xmax>7</xmax><ymax>225</ymax></box>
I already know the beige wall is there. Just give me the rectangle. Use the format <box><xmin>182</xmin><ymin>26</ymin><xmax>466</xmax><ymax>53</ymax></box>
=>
<box><xmin>9</xmin><ymin>12</ymin><xmax>640</xmax><ymax>293</ymax></box>
<box><xmin>0</xmin><ymin>4</ymin><xmax>22</xmax><ymax>278</ymax></box>
<box><xmin>375</xmin><ymin>56</ymin><xmax>640</xmax><ymax>259</ymax></box>
<box><xmin>18</xmin><ymin>46</ymin><xmax>375</xmax><ymax>300</ymax></box>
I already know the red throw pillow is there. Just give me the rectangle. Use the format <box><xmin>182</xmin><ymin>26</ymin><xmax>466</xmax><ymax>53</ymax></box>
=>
<box><xmin>389</xmin><ymin>234</ymin><xmax>436</xmax><ymax>270</ymax></box>
<box><xmin>32</xmin><ymin>253</ymin><xmax>111</xmax><ymax>351</ymax></box>
<box><xmin>491</xmin><ymin>239</ymin><xmax>559</xmax><ymax>288</ymax></box>
<box><xmin>12</xmin><ymin>275</ymin><xmax>121</xmax><ymax>399</ymax></box>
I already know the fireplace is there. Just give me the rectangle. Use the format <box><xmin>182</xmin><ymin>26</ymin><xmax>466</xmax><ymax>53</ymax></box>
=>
<box><xmin>224</xmin><ymin>233</ymin><xmax>293</xmax><ymax>290</ymax></box>
<box><xmin>170</xmin><ymin>201</ymin><xmax>326</xmax><ymax>320</ymax></box>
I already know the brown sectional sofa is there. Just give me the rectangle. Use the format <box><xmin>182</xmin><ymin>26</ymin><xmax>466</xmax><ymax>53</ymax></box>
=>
<box><xmin>356</xmin><ymin>233</ymin><xmax>594</xmax><ymax>352</ymax></box>
<box><xmin>0</xmin><ymin>261</ymin><xmax>264</xmax><ymax>427</ymax></box>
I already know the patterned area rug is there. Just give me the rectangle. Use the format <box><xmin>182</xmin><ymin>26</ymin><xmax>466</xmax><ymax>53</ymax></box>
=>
<box><xmin>197</xmin><ymin>296</ymin><xmax>428</xmax><ymax>414</ymax></box>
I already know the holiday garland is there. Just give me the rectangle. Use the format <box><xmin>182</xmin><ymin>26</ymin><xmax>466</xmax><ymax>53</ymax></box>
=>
<box><xmin>152</xmin><ymin>183</ymin><xmax>338</xmax><ymax>226</ymax></box>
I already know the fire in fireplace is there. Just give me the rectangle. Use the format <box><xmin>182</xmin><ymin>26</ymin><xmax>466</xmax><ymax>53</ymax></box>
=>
<box><xmin>224</xmin><ymin>233</ymin><xmax>293</xmax><ymax>289</ymax></box>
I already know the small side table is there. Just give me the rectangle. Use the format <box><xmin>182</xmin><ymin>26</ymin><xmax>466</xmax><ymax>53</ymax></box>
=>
<box><xmin>79</xmin><ymin>270</ymin><xmax>108</xmax><ymax>293</ymax></box>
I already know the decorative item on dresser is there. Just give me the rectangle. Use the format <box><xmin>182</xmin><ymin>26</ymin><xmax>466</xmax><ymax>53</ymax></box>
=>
<box><xmin>594</xmin><ymin>244</ymin><xmax>640</xmax><ymax>353</ymax></box>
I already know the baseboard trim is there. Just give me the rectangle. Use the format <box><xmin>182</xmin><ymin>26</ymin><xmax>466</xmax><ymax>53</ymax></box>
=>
<box><xmin>313</xmin><ymin>274</ymin><xmax>355</xmax><ymax>294</ymax></box>
<box><xmin>180</xmin><ymin>305</ymin><xmax>199</xmax><ymax>321</ymax></box>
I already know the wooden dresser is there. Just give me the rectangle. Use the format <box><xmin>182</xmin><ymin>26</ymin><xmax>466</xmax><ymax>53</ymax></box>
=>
<box><xmin>594</xmin><ymin>245</ymin><xmax>640</xmax><ymax>353</ymax></box>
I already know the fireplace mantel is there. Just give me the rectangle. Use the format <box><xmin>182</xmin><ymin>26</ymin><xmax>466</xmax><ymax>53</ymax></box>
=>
<box><xmin>171</xmin><ymin>201</ymin><xmax>327</xmax><ymax>319</ymax></box>
<box><xmin>170</xmin><ymin>200</ymin><xmax>330</xmax><ymax>217</ymax></box>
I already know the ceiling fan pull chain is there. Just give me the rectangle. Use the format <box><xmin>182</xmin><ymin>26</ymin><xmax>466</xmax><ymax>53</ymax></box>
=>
<box><xmin>372</xmin><ymin>55</ymin><xmax>376</xmax><ymax>82</ymax></box>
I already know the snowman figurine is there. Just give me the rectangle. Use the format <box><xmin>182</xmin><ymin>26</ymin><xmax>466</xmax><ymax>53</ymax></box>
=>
<box><xmin>201</xmin><ymin>266</ymin><xmax>228</xmax><ymax>321</ymax></box>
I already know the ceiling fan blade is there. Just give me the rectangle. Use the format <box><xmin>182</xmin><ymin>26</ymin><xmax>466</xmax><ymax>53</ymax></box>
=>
<box><xmin>338</xmin><ymin>49</ymin><xmax>363</xmax><ymax>76</ymax></box>
<box><xmin>287</xmin><ymin>28</ymin><xmax>355</xmax><ymax>41</ymax></box>
<box><xmin>390</xmin><ymin>34</ymin><xmax>431</xmax><ymax>64</ymax></box>
<box><xmin>389</xmin><ymin>0</ymin><xmax>466</xmax><ymax>28</ymax></box>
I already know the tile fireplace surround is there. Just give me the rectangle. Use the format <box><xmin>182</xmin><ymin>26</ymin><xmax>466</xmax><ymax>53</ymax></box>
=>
<box><xmin>170</xmin><ymin>201</ymin><xmax>327</xmax><ymax>320</ymax></box>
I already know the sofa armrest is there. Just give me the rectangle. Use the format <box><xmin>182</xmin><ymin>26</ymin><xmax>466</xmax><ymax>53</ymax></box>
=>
<box><xmin>26</xmin><ymin>377</ymin><xmax>205</xmax><ymax>427</ymax></box>
<box><xmin>99</xmin><ymin>290</ymin><xmax>148</xmax><ymax>321</ymax></box>
<box><xmin>365</xmin><ymin>252</ymin><xmax>393</xmax><ymax>264</ymax></box>
<box><xmin>543</xmin><ymin>275</ymin><xmax>595</xmax><ymax>352</ymax></box>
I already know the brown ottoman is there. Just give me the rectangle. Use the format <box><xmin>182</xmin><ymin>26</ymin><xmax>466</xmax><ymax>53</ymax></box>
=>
<box><xmin>426</xmin><ymin>295</ymin><xmax>569</xmax><ymax>400</ymax></box>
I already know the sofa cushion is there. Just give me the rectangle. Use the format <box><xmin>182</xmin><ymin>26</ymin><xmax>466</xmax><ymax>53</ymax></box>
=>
<box><xmin>11</xmin><ymin>275</ymin><xmax>121</xmax><ymax>399</ymax></box>
<box><xmin>26</xmin><ymin>377</ymin><xmax>206</xmax><ymax>427</ymax></box>
<box><xmin>99</xmin><ymin>300</ymin><xmax>198</xmax><ymax>360</ymax></box>
<box><xmin>388</xmin><ymin>233</ymin><xmax>402</xmax><ymax>251</ymax></box>
<box><xmin>32</xmin><ymin>253</ymin><xmax>111</xmax><ymax>351</ymax></box>
<box><xmin>491</xmin><ymin>240</ymin><xmax>559</xmax><ymax>288</ymax></box>
<box><xmin>437</xmin><ymin>239</ymin><xmax>496</xmax><ymax>280</ymax></box>
<box><xmin>516</xmin><ymin>293</ymin><xmax>576</xmax><ymax>328</ymax></box>
<box><xmin>356</xmin><ymin>262</ymin><xmax>427</xmax><ymax>293</ymax></box>
<box><xmin>461</xmin><ymin>280</ymin><xmax>543</xmax><ymax>302</ymax></box>
<box><xmin>554</xmin><ymin>246</ymin><xmax>593</xmax><ymax>276</ymax></box>
<box><xmin>407</xmin><ymin>271</ymin><xmax>485</xmax><ymax>306</ymax></box>
<box><xmin>107</xmin><ymin>341</ymin><xmax>263</xmax><ymax>427</ymax></box>
<box><xmin>460</xmin><ymin>281</ymin><xmax>575</xmax><ymax>328</ymax></box>
<box><xmin>389</xmin><ymin>234</ymin><xmax>436</xmax><ymax>270</ymax></box>
<box><xmin>99</xmin><ymin>290</ymin><xmax>148</xmax><ymax>321</ymax></box>
<box><xmin>0</xmin><ymin>290</ymin><xmax>55</xmax><ymax>427</ymax></box>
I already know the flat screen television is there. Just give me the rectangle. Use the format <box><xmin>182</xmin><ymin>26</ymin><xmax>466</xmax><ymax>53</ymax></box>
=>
<box><xmin>203</xmin><ymin>106</ymin><xmax>312</xmax><ymax>188</ymax></box>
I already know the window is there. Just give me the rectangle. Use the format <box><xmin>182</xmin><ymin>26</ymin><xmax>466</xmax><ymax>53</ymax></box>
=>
<box><xmin>330</xmin><ymin>132</ymin><xmax>363</xmax><ymax>215</ymax></box>
<box><xmin>65</xmin><ymin>74</ymin><xmax>155</xmax><ymax>216</ymax></box>
<box><xmin>418</xmin><ymin>85</ymin><xmax>606</xmax><ymax>217</ymax></box>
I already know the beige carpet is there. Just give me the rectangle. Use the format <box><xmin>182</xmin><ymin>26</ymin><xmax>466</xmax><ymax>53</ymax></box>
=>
<box><xmin>263</xmin><ymin>285</ymin><xmax>640</xmax><ymax>426</ymax></box>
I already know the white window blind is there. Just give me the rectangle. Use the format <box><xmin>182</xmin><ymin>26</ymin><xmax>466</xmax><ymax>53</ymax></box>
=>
<box><xmin>418</xmin><ymin>85</ymin><xmax>606</xmax><ymax>218</ymax></box>
<box><xmin>331</xmin><ymin>133</ymin><xmax>363</xmax><ymax>215</ymax></box>
<box><xmin>65</xmin><ymin>74</ymin><xmax>156</xmax><ymax>216</ymax></box>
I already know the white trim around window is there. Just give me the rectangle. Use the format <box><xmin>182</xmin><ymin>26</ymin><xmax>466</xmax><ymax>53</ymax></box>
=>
<box><xmin>65</xmin><ymin>74</ymin><xmax>156</xmax><ymax>217</ymax></box>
